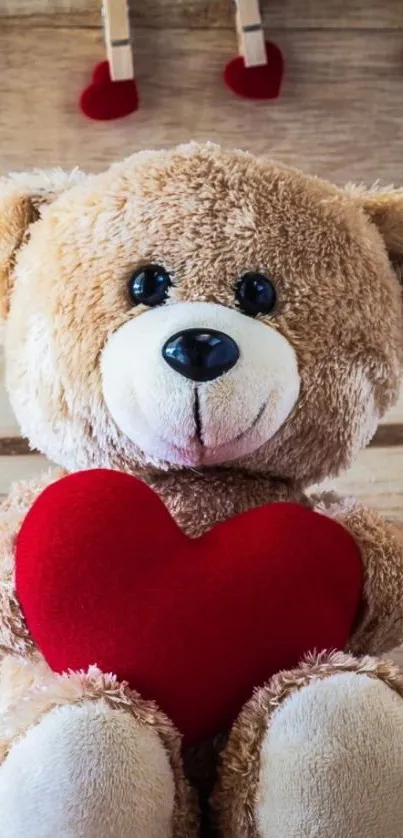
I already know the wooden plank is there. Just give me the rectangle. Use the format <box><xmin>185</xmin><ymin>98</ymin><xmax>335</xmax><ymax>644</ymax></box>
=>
<box><xmin>318</xmin><ymin>447</ymin><xmax>403</xmax><ymax>520</ymax></box>
<box><xmin>0</xmin><ymin>355</ymin><xmax>18</xmax><ymax>438</ymax></box>
<box><xmin>0</xmin><ymin>0</ymin><xmax>96</xmax><ymax>23</ymax></box>
<box><xmin>391</xmin><ymin>647</ymin><xmax>403</xmax><ymax>667</ymax></box>
<box><xmin>371</xmin><ymin>424</ymin><xmax>403</xmax><ymax>446</ymax></box>
<box><xmin>0</xmin><ymin>455</ymin><xmax>51</xmax><ymax>495</ymax></box>
<box><xmin>384</xmin><ymin>391</ymin><xmax>403</xmax><ymax>423</ymax></box>
<box><xmin>0</xmin><ymin>438</ymin><xmax>36</xmax><ymax>456</ymax></box>
<box><xmin>0</xmin><ymin>26</ymin><xmax>403</xmax><ymax>183</ymax></box>
<box><xmin>0</xmin><ymin>0</ymin><xmax>93</xmax><ymax>13</ymax></box>
<box><xmin>2</xmin><ymin>0</ymin><xmax>403</xmax><ymax>31</ymax></box>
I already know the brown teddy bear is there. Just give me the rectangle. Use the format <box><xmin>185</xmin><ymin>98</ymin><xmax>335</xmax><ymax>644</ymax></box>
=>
<box><xmin>1</xmin><ymin>142</ymin><xmax>403</xmax><ymax>838</ymax></box>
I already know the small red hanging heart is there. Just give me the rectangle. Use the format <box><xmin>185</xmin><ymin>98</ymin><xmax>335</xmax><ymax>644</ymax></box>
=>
<box><xmin>80</xmin><ymin>60</ymin><xmax>139</xmax><ymax>121</ymax></box>
<box><xmin>224</xmin><ymin>41</ymin><xmax>284</xmax><ymax>100</ymax></box>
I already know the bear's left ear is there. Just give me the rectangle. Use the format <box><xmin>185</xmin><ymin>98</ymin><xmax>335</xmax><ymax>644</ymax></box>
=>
<box><xmin>347</xmin><ymin>186</ymin><xmax>403</xmax><ymax>277</ymax></box>
<box><xmin>0</xmin><ymin>168</ymin><xmax>85</xmax><ymax>336</ymax></box>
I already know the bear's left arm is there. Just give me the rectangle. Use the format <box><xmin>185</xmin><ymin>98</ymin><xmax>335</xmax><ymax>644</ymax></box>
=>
<box><xmin>312</xmin><ymin>491</ymin><xmax>403</xmax><ymax>655</ymax></box>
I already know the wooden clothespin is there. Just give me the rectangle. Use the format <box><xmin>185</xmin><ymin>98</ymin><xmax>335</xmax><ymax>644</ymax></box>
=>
<box><xmin>80</xmin><ymin>0</ymin><xmax>139</xmax><ymax>120</ymax></box>
<box><xmin>224</xmin><ymin>0</ymin><xmax>285</xmax><ymax>100</ymax></box>
<box><xmin>235</xmin><ymin>0</ymin><xmax>267</xmax><ymax>69</ymax></box>
<box><xmin>103</xmin><ymin>0</ymin><xmax>134</xmax><ymax>82</ymax></box>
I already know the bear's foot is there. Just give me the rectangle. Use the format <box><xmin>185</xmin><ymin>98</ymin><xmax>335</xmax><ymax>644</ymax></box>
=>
<box><xmin>214</xmin><ymin>652</ymin><xmax>403</xmax><ymax>838</ymax></box>
<box><xmin>0</xmin><ymin>665</ymin><xmax>197</xmax><ymax>838</ymax></box>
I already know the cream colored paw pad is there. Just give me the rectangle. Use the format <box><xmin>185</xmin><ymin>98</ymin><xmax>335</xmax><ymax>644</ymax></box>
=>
<box><xmin>0</xmin><ymin>700</ymin><xmax>175</xmax><ymax>838</ymax></box>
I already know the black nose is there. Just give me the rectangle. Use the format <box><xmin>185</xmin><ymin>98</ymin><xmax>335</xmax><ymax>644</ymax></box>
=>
<box><xmin>162</xmin><ymin>328</ymin><xmax>240</xmax><ymax>382</ymax></box>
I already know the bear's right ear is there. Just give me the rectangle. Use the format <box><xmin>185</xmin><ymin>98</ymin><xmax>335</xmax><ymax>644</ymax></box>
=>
<box><xmin>0</xmin><ymin>168</ymin><xmax>85</xmax><ymax>336</ymax></box>
<box><xmin>345</xmin><ymin>184</ymin><xmax>403</xmax><ymax>283</ymax></box>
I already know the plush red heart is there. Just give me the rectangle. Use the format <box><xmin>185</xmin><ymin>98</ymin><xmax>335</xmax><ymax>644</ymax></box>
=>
<box><xmin>80</xmin><ymin>61</ymin><xmax>139</xmax><ymax>121</ymax></box>
<box><xmin>224</xmin><ymin>41</ymin><xmax>284</xmax><ymax>100</ymax></box>
<box><xmin>16</xmin><ymin>470</ymin><xmax>362</xmax><ymax>745</ymax></box>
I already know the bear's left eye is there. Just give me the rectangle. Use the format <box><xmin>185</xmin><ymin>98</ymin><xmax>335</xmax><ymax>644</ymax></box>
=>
<box><xmin>235</xmin><ymin>272</ymin><xmax>276</xmax><ymax>317</ymax></box>
<box><xmin>128</xmin><ymin>264</ymin><xmax>172</xmax><ymax>307</ymax></box>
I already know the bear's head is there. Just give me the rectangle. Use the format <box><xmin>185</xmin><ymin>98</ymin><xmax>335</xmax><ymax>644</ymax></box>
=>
<box><xmin>1</xmin><ymin>143</ymin><xmax>402</xmax><ymax>486</ymax></box>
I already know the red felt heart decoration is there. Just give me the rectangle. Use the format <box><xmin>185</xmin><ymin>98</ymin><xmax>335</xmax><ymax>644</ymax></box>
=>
<box><xmin>80</xmin><ymin>61</ymin><xmax>139</xmax><ymax>121</ymax></box>
<box><xmin>16</xmin><ymin>470</ymin><xmax>363</xmax><ymax>745</ymax></box>
<box><xmin>224</xmin><ymin>41</ymin><xmax>284</xmax><ymax>100</ymax></box>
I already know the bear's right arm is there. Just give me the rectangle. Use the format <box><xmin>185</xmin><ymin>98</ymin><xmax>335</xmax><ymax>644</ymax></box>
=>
<box><xmin>0</xmin><ymin>469</ymin><xmax>64</xmax><ymax>655</ymax></box>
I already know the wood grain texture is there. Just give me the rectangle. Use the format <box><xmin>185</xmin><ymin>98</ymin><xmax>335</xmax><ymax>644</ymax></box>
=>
<box><xmin>319</xmin><ymin>447</ymin><xmax>403</xmax><ymax>520</ymax></box>
<box><xmin>1</xmin><ymin>25</ymin><xmax>403</xmax><ymax>183</ymax></box>
<box><xmin>0</xmin><ymin>439</ymin><xmax>36</xmax><ymax>456</ymax></box>
<box><xmin>382</xmin><ymin>392</ymin><xmax>403</xmax><ymax>423</ymax></box>
<box><xmin>0</xmin><ymin>455</ymin><xmax>53</xmax><ymax>495</ymax></box>
<box><xmin>0</xmin><ymin>355</ymin><xmax>17</xmax><ymax>438</ymax></box>
<box><xmin>391</xmin><ymin>646</ymin><xmax>403</xmax><ymax>666</ymax></box>
<box><xmin>2</xmin><ymin>0</ymin><xmax>403</xmax><ymax>30</ymax></box>
<box><xmin>370</xmin><ymin>424</ymin><xmax>403</xmax><ymax>446</ymax></box>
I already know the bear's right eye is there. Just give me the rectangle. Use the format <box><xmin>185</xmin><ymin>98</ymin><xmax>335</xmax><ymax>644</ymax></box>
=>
<box><xmin>128</xmin><ymin>264</ymin><xmax>172</xmax><ymax>307</ymax></box>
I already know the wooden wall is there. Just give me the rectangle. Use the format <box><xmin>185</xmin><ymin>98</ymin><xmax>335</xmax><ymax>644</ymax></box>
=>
<box><xmin>1</xmin><ymin>0</ymin><xmax>403</xmax><ymax>519</ymax></box>
<box><xmin>1</xmin><ymin>0</ymin><xmax>403</xmax><ymax>181</ymax></box>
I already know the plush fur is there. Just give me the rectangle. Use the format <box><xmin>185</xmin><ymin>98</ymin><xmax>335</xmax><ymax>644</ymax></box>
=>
<box><xmin>1</xmin><ymin>143</ymin><xmax>403</xmax><ymax>836</ymax></box>
<box><xmin>0</xmin><ymin>702</ymin><xmax>177</xmax><ymax>838</ymax></box>
<box><xmin>0</xmin><ymin>658</ymin><xmax>198</xmax><ymax>838</ymax></box>
<box><xmin>214</xmin><ymin>652</ymin><xmax>403</xmax><ymax>838</ymax></box>
<box><xmin>3</xmin><ymin>145</ymin><xmax>402</xmax><ymax>483</ymax></box>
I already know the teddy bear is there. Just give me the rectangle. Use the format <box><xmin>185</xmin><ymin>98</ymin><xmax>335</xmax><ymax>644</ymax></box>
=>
<box><xmin>1</xmin><ymin>142</ymin><xmax>403</xmax><ymax>838</ymax></box>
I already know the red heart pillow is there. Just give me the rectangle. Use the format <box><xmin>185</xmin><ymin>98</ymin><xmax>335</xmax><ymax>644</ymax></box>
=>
<box><xmin>16</xmin><ymin>470</ymin><xmax>363</xmax><ymax>745</ymax></box>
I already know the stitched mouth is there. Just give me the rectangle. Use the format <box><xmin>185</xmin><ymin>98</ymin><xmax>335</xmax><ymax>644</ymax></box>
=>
<box><xmin>194</xmin><ymin>389</ymin><xmax>204</xmax><ymax>446</ymax></box>
<box><xmin>234</xmin><ymin>400</ymin><xmax>267</xmax><ymax>442</ymax></box>
<box><xmin>192</xmin><ymin>393</ymin><xmax>267</xmax><ymax>449</ymax></box>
